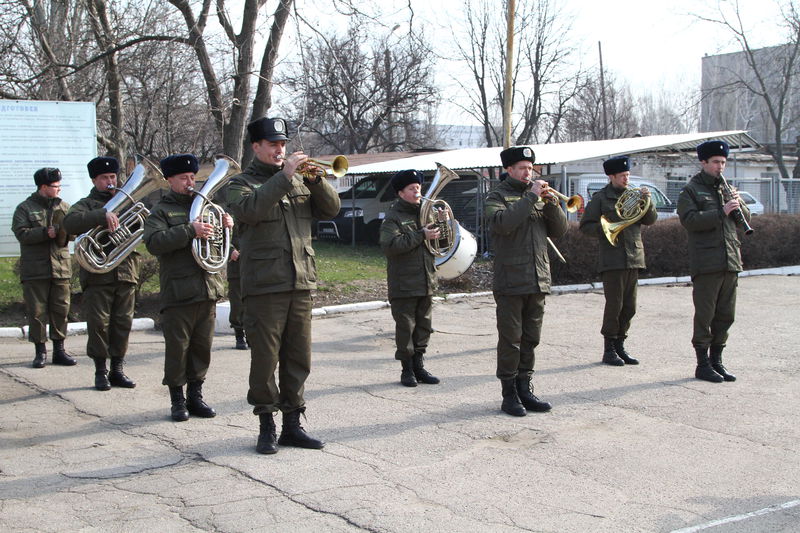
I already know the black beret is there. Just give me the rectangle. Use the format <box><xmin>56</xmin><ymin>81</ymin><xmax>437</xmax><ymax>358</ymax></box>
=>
<box><xmin>160</xmin><ymin>154</ymin><xmax>199</xmax><ymax>178</ymax></box>
<box><xmin>391</xmin><ymin>169</ymin><xmax>424</xmax><ymax>193</ymax></box>
<box><xmin>34</xmin><ymin>167</ymin><xmax>62</xmax><ymax>186</ymax></box>
<box><xmin>87</xmin><ymin>156</ymin><xmax>120</xmax><ymax>179</ymax></box>
<box><xmin>248</xmin><ymin>117</ymin><xmax>290</xmax><ymax>143</ymax></box>
<box><xmin>603</xmin><ymin>155</ymin><xmax>630</xmax><ymax>175</ymax></box>
<box><xmin>500</xmin><ymin>146</ymin><xmax>535</xmax><ymax>168</ymax></box>
<box><xmin>697</xmin><ymin>140</ymin><xmax>729</xmax><ymax>161</ymax></box>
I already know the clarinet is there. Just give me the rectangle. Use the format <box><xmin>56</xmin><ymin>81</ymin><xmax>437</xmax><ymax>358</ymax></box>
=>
<box><xmin>719</xmin><ymin>174</ymin><xmax>754</xmax><ymax>235</ymax></box>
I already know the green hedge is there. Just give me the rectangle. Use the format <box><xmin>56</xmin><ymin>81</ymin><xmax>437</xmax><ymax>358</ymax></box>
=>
<box><xmin>551</xmin><ymin>214</ymin><xmax>800</xmax><ymax>284</ymax></box>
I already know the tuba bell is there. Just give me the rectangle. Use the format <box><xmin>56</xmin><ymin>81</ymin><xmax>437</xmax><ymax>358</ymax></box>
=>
<box><xmin>419</xmin><ymin>163</ymin><xmax>478</xmax><ymax>280</ymax></box>
<box><xmin>600</xmin><ymin>187</ymin><xmax>652</xmax><ymax>246</ymax></box>
<box><xmin>188</xmin><ymin>155</ymin><xmax>241</xmax><ymax>273</ymax></box>
<box><xmin>74</xmin><ymin>156</ymin><xmax>166</xmax><ymax>274</ymax></box>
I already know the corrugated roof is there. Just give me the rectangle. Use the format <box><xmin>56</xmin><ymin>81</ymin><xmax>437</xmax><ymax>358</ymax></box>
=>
<box><xmin>344</xmin><ymin>131</ymin><xmax>760</xmax><ymax>175</ymax></box>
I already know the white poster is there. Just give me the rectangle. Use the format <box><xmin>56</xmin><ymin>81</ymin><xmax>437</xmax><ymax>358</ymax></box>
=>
<box><xmin>0</xmin><ymin>100</ymin><xmax>96</xmax><ymax>257</ymax></box>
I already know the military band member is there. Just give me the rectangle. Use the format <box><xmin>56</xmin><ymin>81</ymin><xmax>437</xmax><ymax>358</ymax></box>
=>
<box><xmin>64</xmin><ymin>157</ymin><xmax>139</xmax><ymax>390</ymax></box>
<box><xmin>579</xmin><ymin>156</ymin><xmax>657</xmax><ymax>366</ymax></box>
<box><xmin>143</xmin><ymin>154</ymin><xmax>233</xmax><ymax>421</ymax></box>
<box><xmin>485</xmin><ymin>147</ymin><xmax>568</xmax><ymax>416</ymax></box>
<box><xmin>215</xmin><ymin>184</ymin><xmax>247</xmax><ymax>351</ymax></box>
<box><xmin>12</xmin><ymin>167</ymin><xmax>77</xmax><ymax>368</ymax></box>
<box><xmin>677</xmin><ymin>140</ymin><xmax>749</xmax><ymax>383</ymax></box>
<box><xmin>379</xmin><ymin>169</ymin><xmax>441</xmax><ymax>387</ymax></box>
<box><xmin>227</xmin><ymin>117</ymin><xmax>340</xmax><ymax>455</ymax></box>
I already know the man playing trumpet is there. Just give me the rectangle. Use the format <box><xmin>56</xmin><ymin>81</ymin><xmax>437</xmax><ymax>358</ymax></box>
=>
<box><xmin>484</xmin><ymin>147</ymin><xmax>568</xmax><ymax>416</ymax></box>
<box><xmin>379</xmin><ymin>169</ymin><xmax>441</xmax><ymax>387</ymax></box>
<box><xmin>579</xmin><ymin>155</ymin><xmax>657</xmax><ymax>367</ymax></box>
<box><xmin>64</xmin><ymin>157</ymin><xmax>140</xmax><ymax>391</ymax></box>
<box><xmin>226</xmin><ymin>117</ymin><xmax>340</xmax><ymax>455</ymax></box>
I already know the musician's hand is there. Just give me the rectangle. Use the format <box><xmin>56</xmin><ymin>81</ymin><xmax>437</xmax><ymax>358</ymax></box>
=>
<box><xmin>47</xmin><ymin>226</ymin><xmax>56</xmax><ymax>239</ymax></box>
<box><xmin>529</xmin><ymin>179</ymin><xmax>547</xmax><ymax>198</ymax></box>
<box><xmin>105</xmin><ymin>211</ymin><xmax>120</xmax><ymax>232</ymax></box>
<box><xmin>640</xmin><ymin>187</ymin><xmax>650</xmax><ymax>197</ymax></box>
<box><xmin>423</xmin><ymin>223</ymin><xmax>441</xmax><ymax>241</ymax></box>
<box><xmin>723</xmin><ymin>198</ymin><xmax>740</xmax><ymax>216</ymax></box>
<box><xmin>230</xmin><ymin>249</ymin><xmax>240</xmax><ymax>262</ymax></box>
<box><xmin>283</xmin><ymin>152</ymin><xmax>308</xmax><ymax>177</ymax></box>
<box><xmin>222</xmin><ymin>213</ymin><xmax>234</xmax><ymax>229</ymax></box>
<box><xmin>192</xmin><ymin>219</ymin><xmax>214</xmax><ymax>239</ymax></box>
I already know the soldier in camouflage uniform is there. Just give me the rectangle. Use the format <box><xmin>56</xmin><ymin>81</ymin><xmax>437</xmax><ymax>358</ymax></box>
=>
<box><xmin>143</xmin><ymin>154</ymin><xmax>233</xmax><ymax>421</ymax></box>
<box><xmin>579</xmin><ymin>155</ymin><xmax>657</xmax><ymax>366</ymax></box>
<box><xmin>226</xmin><ymin>117</ymin><xmax>340</xmax><ymax>455</ymax></box>
<box><xmin>64</xmin><ymin>157</ymin><xmax>139</xmax><ymax>391</ymax></box>
<box><xmin>12</xmin><ymin>167</ymin><xmax>77</xmax><ymax>368</ymax></box>
<box><xmin>677</xmin><ymin>140</ymin><xmax>749</xmax><ymax>383</ymax></box>
<box><xmin>484</xmin><ymin>147</ymin><xmax>568</xmax><ymax>416</ymax></box>
<box><xmin>379</xmin><ymin>169</ymin><xmax>441</xmax><ymax>387</ymax></box>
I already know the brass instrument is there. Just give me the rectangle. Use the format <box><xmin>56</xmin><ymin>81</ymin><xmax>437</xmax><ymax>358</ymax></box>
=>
<box><xmin>541</xmin><ymin>186</ymin><xmax>584</xmax><ymax>213</ymax></box>
<box><xmin>418</xmin><ymin>163</ymin><xmax>477</xmax><ymax>280</ymax></box>
<box><xmin>600</xmin><ymin>187</ymin><xmax>652</xmax><ymax>246</ymax></box>
<box><xmin>189</xmin><ymin>155</ymin><xmax>241</xmax><ymax>273</ymax></box>
<box><xmin>298</xmin><ymin>155</ymin><xmax>349</xmax><ymax>179</ymax></box>
<box><xmin>719</xmin><ymin>174</ymin><xmax>754</xmax><ymax>235</ymax></box>
<box><xmin>74</xmin><ymin>157</ymin><xmax>166</xmax><ymax>274</ymax></box>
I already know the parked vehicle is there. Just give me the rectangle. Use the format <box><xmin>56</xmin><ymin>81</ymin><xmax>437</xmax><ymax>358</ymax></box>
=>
<box><xmin>318</xmin><ymin>171</ymin><xmax>480</xmax><ymax>244</ymax></box>
<box><xmin>569</xmin><ymin>174</ymin><xmax>676</xmax><ymax>220</ymax></box>
<box><xmin>737</xmin><ymin>191</ymin><xmax>765</xmax><ymax>215</ymax></box>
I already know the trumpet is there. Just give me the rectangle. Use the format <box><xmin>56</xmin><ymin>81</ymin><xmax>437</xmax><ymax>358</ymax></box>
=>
<box><xmin>540</xmin><ymin>186</ymin><xmax>584</xmax><ymax>213</ymax></box>
<box><xmin>298</xmin><ymin>155</ymin><xmax>349</xmax><ymax>178</ymax></box>
<box><xmin>719</xmin><ymin>174</ymin><xmax>754</xmax><ymax>235</ymax></box>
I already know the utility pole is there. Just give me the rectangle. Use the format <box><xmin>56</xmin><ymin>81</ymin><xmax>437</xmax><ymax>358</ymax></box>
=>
<box><xmin>503</xmin><ymin>0</ymin><xmax>515</xmax><ymax>149</ymax></box>
<box><xmin>598</xmin><ymin>41</ymin><xmax>608</xmax><ymax>139</ymax></box>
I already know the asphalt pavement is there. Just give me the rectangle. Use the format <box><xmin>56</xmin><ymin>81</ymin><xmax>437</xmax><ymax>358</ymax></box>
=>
<box><xmin>1</xmin><ymin>274</ymin><xmax>798</xmax><ymax>532</ymax></box>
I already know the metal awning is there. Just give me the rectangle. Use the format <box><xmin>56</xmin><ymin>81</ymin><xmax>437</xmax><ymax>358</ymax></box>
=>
<box><xmin>345</xmin><ymin>130</ymin><xmax>761</xmax><ymax>175</ymax></box>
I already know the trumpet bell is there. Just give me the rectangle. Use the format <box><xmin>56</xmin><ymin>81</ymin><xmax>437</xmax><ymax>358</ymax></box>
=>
<box><xmin>303</xmin><ymin>155</ymin><xmax>349</xmax><ymax>178</ymax></box>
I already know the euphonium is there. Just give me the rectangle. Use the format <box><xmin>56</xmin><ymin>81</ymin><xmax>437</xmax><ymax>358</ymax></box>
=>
<box><xmin>74</xmin><ymin>157</ymin><xmax>166</xmax><ymax>274</ymax></box>
<box><xmin>188</xmin><ymin>155</ymin><xmax>241</xmax><ymax>273</ymax></box>
<box><xmin>418</xmin><ymin>163</ymin><xmax>477</xmax><ymax>280</ymax></box>
<box><xmin>600</xmin><ymin>187</ymin><xmax>652</xmax><ymax>246</ymax></box>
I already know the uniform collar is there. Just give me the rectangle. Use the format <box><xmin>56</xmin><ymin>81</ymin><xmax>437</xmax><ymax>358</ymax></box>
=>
<box><xmin>396</xmin><ymin>197</ymin><xmax>421</xmax><ymax>213</ymax></box>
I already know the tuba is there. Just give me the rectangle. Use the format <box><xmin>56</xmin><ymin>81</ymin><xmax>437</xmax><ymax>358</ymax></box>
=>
<box><xmin>419</xmin><ymin>163</ymin><xmax>478</xmax><ymax>280</ymax></box>
<box><xmin>74</xmin><ymin>157</ymin><xmax>166</xmax><ymax>274</ymax></box>
<box><xmin>600</xmin><ymin>187</ymin><xmax>652</xmax><ymax>246</ymax></box>
<box><xmin>188</xmin><ymin>155</ymin><xmax>241</xmax><ymax>273</ymax></box>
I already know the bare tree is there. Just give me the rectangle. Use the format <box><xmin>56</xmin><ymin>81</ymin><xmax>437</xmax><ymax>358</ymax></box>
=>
<box><xmin>561</xmin><ymin>72</ymin><xmax>639</xmax><ymax>141</ymax></box>
<box><xmin>279</xmin><ymin>23</ymin><xmax>439</xmax><ymax>154</ymax></box>
<box><xmin>698</xmin><ymin>0</ymin><xmax>800</xmax><ymax>211</ymax></box>
<box><xmin>451</xmin><ymin>0</ymin><xmax>585</xmax><ymax>147</ymax></box>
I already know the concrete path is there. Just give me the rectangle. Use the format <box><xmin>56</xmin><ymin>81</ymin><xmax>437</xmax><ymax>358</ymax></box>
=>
<box><xmin>1</xmin><ymin>275</ymin><xmax>798</xmax><ymax>532</ymax></box>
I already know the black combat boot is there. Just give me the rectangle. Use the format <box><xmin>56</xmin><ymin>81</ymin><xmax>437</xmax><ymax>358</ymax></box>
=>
<box><xmin>500</xmin><ymin>378</ymin><xmax>526</xmax><ymax>417</ymax></box>
<box><xmin>412</xmin><ymin>352</ymin><xmax>440</xmax><ymax>384</ymax></box>
<box><xmin>52</xmin><ymin>339</ymin><xmax>77</xmax><ymax>366</ymax></box>
<box><xmin>613</xmin><ymin>338</ymin><xmax>639</xmax><ymax>365</ymax></box>
<box><xmin>234</xmin><ymin>328</ymin><xmax>248</xmax><ymax>350</ymax></box>
<box><xmin>400</xmin><ymin>359</ymin><xmax>417</xmax><ymax>387</ymax></box>
<box><xmin>32</xmin><ymin>343</ymin><xmax>47</xmax><ymax>368</ymax></box>
<box><xmin>94</xmin><ymin>358</ymin><xmax>110</xmax><ymax>391</ymax></box>
<box><xmin>515</xmin><ymin>374</ymin><xmax>552</xmax><ymax>412</ymax></box>
<box><xmin>277</xmin><ymin>408</ymin><xmax>325</xmax><ymax>449</ymax></box>
<box><xmin>256</xmin><ymin>413</ymin><xmax>278</xmax><ymax>455</ymax></box>
<box><xmin>109</xmin><ymin>357</ymin><xmax>136</xmax><ymax>388</ymax></box>
<box><xmin>186</xmin><ymin>380</ymin><xmax>216</xmax><ymax>418</ymax></box>
<box><xmin>169</xmin><ymin>386</ymin><xmax>189</xmax><ymax>422</ymax></box>
<box><xmin>709</xmin><ymin>345</ymin><xmax>736</xmax><ymax>382</ymax></box>
<box><xmin>602</xmin><ymin>337</ymin><xmax>624</xmax><ymax>366</ymax></box>
<box><xmin>694</xmin><ymin>346</ymin><xmax>724</xmax><ymax>383</ymax></box>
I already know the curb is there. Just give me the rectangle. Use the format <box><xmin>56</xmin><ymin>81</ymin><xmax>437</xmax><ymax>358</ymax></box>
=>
<box><xmin>4</xmin><ymin>266</ymin><xmax>798</xmax><ymax>338</ymax></box>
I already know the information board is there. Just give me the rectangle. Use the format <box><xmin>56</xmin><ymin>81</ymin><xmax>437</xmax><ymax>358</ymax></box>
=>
<box><xmin>0</xmin><ymin>100</ymin><xmax>96</xmax><ymax>257</ymax></box>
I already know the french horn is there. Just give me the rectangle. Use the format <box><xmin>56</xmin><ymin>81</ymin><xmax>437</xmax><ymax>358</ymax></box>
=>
<box><xmin>600</xmin><ymin>187</ymin><xmax>652</xmax><ymax>246</ymax></box>
<box><xmin>74</xmin><ymin>157</ymin><xmax>166</xmax><ymax>274</ymax></box>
